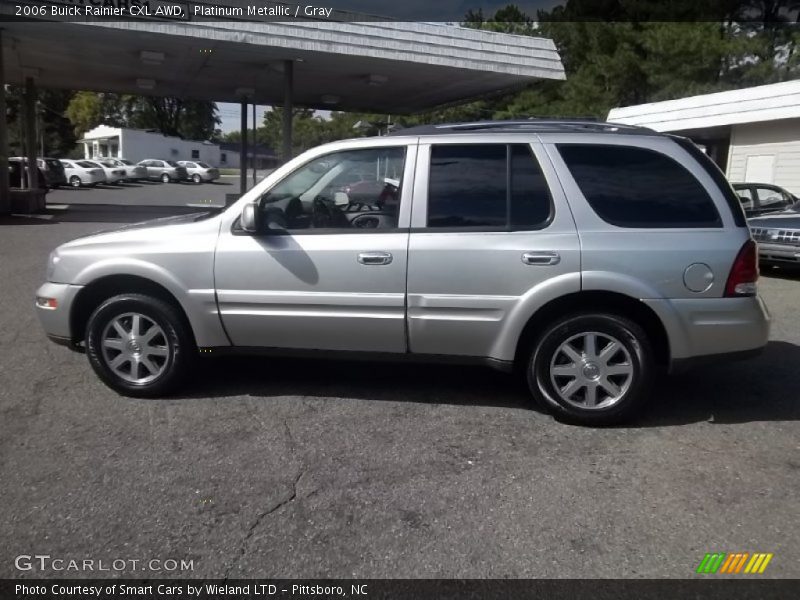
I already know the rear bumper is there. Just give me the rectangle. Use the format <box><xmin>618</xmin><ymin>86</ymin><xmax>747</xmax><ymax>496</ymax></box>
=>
<box><xmin>35</xmin><ymin>282</ymin><xmax>83</xmax><ymax>343</ymax></box>
<box><xmin>643</xmin><ymin>295</ymin><xmax>770</xmax><ymax>369</ymax></box>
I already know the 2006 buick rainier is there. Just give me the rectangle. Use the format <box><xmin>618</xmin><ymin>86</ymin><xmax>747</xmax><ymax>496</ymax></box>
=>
<box><xmin>36</xmin><ymin>121</ymin><xmax>769</xmax><ymax>425</ymax></box>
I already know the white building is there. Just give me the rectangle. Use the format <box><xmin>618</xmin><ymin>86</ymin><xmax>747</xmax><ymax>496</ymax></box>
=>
<box><xmin>608</xmin><ymin>80</ymin><xmax>800</xmax><ymax>195</ymax></box>
<box><xmin>78</xmin><ymin>125</ymin><xmax>222</xmax><ymax>166</ymax></box>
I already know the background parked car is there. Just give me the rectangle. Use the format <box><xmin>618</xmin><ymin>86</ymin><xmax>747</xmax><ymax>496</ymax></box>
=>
<box><xmin>60</xmin><ymin>159</ymin><xmax>106</xmax><ymax>187</ymax></box>
<box><xmin>97</xmin><ymin>157</ymin><xmax>147</xmax><ymax>182</ymax></box>
<box><xmin>137</xmin><ymin>159</ymin><xmax>188</xmax><ymax>183</ymax></box>
<box><xmin>177</xmin><ymin>161</ymin><xmax>220</xmax><ymax>183</ymax></box>
<box><xmin>84</xmin><ymin>160</ymin><xmax>126</xmax><ymax>185</ymax></box>
<box><xmin>748</xmin><ymin>198</ymin><xmax>800</xmax><ymax>268</ymax></box>
<box><xmin>733</xmin><ymin>182</ymin><xmax>798</xmax><ymax>217</ymax></box>
<box><xmin>8</xmin><ymin>158</ymin><xmax>48</xmax><ymax>192</ymax></box>
<box><xmin>10</xmin><ymin>157</ymin><xmax>65</xmax><ymax>188</ymax></box>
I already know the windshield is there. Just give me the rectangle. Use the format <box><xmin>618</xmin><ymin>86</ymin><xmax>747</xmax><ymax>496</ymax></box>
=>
<box><xmin>166</xmin><ymin>160</ymin><xmax>180</xmax><ymax>167</ymax></box>
<box><xmin>78</xmin><ymin>161</ymin><xmax>99</xmax><ymax>168</ymax></box>
<box><xmin>120</xmin><ymin>159</ymin><xmax>134</xmax><ymax>165</ymax></box>
<box><xmin>197</xmin><ymin>162</ymin><xmax>211</xmax><ymax>168</ymax></box>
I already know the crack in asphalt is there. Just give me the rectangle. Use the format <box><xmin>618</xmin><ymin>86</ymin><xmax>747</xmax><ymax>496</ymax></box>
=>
<box><xmin>222</xmin><ymin>417</ymin><xmax>306</xmax><ymax>580</ymax></box>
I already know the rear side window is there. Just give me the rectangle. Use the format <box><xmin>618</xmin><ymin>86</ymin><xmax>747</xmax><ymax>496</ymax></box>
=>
<box><xmin>557</xmin><ymin>144</ymin><xmax>721</xmax><ymax>228</ymax></box>
<box><xmin>427</xmin><ymin>144</ymin><xmax>551</xmax><ymax>229</ymax></box>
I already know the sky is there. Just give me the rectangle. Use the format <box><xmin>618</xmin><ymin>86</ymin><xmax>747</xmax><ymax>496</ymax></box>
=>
<box><xmin>217</xmin><ymin>103</ymin><xmax>271</xmax><ymax>134</ymax></box>
<box><xmin>217</xmin><ymin>104</ymin><xmax>332</xmax><ymax>134</ymax></box>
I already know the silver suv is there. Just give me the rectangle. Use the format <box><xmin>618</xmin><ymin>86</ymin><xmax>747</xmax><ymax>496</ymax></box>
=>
<box><xmin>35</xmin><ymin>121</ymin><xmax>770</xmax><ymax>424</ymax></box>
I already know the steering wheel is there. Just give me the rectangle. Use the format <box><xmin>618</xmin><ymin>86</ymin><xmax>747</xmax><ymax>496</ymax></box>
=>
<box><xmin>312</xmin><ymin>197</ymin><xmax>333</xmax><ymax>228</ymax></box>
<box><xmin>351</xmin><ymin>214</ymin><xmax>382</xmax><ymax>229</ymax></box>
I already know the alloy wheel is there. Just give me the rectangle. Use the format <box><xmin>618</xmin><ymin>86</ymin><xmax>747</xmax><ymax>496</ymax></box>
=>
<box><xmin>548</xmin><ymin>331</ymin><xmax>633</xmax><ymax>410</ymax></box>
<box><xmin>100</xmin><ymin>312</ymin><xmax>170</xmax><ymax>384</ymax></box>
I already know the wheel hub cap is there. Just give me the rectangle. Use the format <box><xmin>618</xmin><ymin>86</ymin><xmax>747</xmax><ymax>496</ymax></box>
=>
<box><xmin>100</xmin><ymin>312</ymin><xmax>170</xmax><ymax>384</ymax></box>
<box><xmin>547</xmin><ymin>331</ymin><xmax>634</xmax><ymax>410</ymax></box>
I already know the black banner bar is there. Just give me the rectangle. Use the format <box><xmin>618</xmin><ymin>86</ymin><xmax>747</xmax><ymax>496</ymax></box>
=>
<box><xmin>2</xmin><ymin>579</ymin><xmax>800</xmax><ymax>600</ymax></box>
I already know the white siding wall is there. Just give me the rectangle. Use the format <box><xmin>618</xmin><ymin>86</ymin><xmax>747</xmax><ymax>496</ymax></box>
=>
<box><xmin>727</xmin><ymin>119</ymin><xmax>800</xmax><ymax>195</ymax></box>
<box><xmin>120</xmin><ymin>130</ymin><xmax>221</xmax><ymax>166</ymax></box>
<box><xmin>81</xmin><ymin>126</ymin><xmax>222</xmax><ymax>166</ymax></box>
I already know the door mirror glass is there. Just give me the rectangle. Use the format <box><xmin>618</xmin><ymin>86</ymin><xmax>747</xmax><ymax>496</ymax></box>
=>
<box><xmin>334</xmin><ymin>191</ymin><xmax>350</xmax><ymax>206</ymax></box>
<box><xmin>240</xmin><ymin>201</ymin><xmax>261</xmax><ymax>233</ymax></box>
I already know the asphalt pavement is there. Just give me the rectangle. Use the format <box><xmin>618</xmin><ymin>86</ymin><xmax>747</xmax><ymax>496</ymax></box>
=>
<box><xmin>1</xmin><ymin>202</ymin><xmax>799</xmax><ymax>579</ymax></box>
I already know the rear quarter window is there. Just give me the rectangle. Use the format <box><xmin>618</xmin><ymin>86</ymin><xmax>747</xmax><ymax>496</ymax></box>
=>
<box><xmin>557</xmin><ymin>144</ymin><xmax>721</xmax><ymax>228</ymax></box>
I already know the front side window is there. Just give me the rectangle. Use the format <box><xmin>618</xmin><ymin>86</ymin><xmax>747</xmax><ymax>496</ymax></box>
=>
<box><xmin>427</xmin><ymin>144</ymin><xmax>551</xmax><ymax>229</ymax></box>
<box><xmin>755</xmin><ymin>187</ymin><xmax>789</xmax><ymax>211</ymax></box>
<box><xmin>258</xmin><ymin>146</ymin><xmax>406</xmax><ymax>231</ymax></box>
<box><xmin>557</xmin><ymin>144</ymin><xmax>720</xmax><ymax>228</ymax></box>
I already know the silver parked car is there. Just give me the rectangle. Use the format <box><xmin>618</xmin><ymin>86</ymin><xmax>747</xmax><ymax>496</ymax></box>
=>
<box><xmin>748</xmin><ymin>199</ymin><xmax>800</xmax><ymax>267</ymax></box>
<box><xmin>35</xmin><ymin>121</ymin><xmax>769</xmax><ymax>425</ymax></box>
<box><xmin>98</xmin><ymin>157</ymin><xmax>147</xmax><ymax>182</ymax></box>
<box><xmin>84</xmin><ymin>160</ymin><xmax>126</xmax><ymax>185</ymax></box>
<box><xmin>137</xmin><ymin>159</ymin><xmax>188</xmax><ymax>183</ymax></box>
<box><xmin>60</xmin><ymin>159</ymin><xmax>106</xmax><ymax>187</ymax></box>
<box><xmin>178</xmin><ymin>161</ymin><xmax>220</xmax><ymax>183</ymax></box>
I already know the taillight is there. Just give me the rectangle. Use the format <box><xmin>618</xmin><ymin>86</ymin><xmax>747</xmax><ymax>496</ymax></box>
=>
<box><xmin>725</xmin><ymin>239</ymin><xmax>759</xmax><ymax>297</ymax></box>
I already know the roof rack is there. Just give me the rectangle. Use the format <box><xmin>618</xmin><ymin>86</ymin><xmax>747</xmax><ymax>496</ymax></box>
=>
<box><xmin>387</xmin><ymin>119</ymin><xmax>657</xmax><ymax>136</ymax></box>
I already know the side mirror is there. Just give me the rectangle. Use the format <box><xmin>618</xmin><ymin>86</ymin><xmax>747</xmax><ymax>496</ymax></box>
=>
<box><xmin>334</xmin><ymin>191</ymin><xmax>350</xmax><ymax>206</ymax></box>
<box><xmin>240</xmin><ymin>201</ymin><xmax>261</xmax><ymax>233</ymax></box>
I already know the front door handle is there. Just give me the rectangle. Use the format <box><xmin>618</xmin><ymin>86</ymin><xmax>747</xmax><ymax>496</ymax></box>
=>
<box><xmin>522</xmin><ymin>251</ymin><xmax>561</xmax><ymax>266</ymax></box>
<box><xmin>358</xmin><ymin>251</ymin><xmax>393</xmax><ymax>266</ymax></box>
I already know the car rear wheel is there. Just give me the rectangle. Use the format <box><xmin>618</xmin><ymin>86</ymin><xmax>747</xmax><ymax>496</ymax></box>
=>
<box><xmin>85</xmin><ymin>294</ymin><xmax>195</xmax><ymax>397</ymax></box>
<box><xmin>526</xmin><ymin>313</ymin><xmax>654</xmax><ymax>425</ymax></box>
<box><xmin>192</xmin><ymin>174</ymin><xmax>201</xmax><ymax>184</ymax></box>
<box><xmin>161</xmin><ymin>173</ymin><xmax>170</xmax><ymax>183</ymax></box>
<box><xmin>69</xmin><ymin>176</ymin><xmax>81</xmax><ymax>188</ymax></box>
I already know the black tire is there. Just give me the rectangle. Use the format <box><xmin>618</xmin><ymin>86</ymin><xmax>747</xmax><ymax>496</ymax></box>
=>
<box><xmin>85</xmin><ymin>294</ymin><xmax>195</xmax><ymax>397</ymax></box>
<box><xmin>69</xmin><ymin>176</ymin><xmax>82</xmax><ymax>188</ymax></box>
<box><xmin>192</xmin><ymin>174</ymin><xmax>202</xmax><ymax>184</ymax></box>
<box><xmin>526</xmin><ymin>313</ymin><xmax>654</xmax><ymax>425</ymax></box>
<box><xmin>161</xmin><ymin>173</ymin><xmax>170</xmax><ymax>183</ymax></box>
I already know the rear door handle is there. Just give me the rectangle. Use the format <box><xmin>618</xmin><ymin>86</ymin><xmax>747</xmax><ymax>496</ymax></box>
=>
<box><xmin>358</xmin><ymin>251</ymin><xmax>393</xmax><ymax>266</ymax></box>
<box><xmin>522</xmin><ymin>251</ymin><xmax>561</xmax><ymax>266</ymax></box>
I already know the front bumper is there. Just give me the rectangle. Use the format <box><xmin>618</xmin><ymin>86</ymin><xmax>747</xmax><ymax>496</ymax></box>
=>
<box><xmin>35</xmin><ymin>282</ymin><xmax>83</xmax><ymax>343</ymax></box>
<box><xmin>757</xmin><ymin>242</ymin><xmax>800</xmax><ymax>264</ymax></box>
<box><xmin>644</xmin><ymin>295</ymin><xmax>770</xmax><ymax>369</ymax></box>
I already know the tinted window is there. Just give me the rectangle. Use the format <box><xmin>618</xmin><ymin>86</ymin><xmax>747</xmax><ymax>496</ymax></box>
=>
<box><xmin>428</xmin><ymin>145</ymin><xmax>506</xmax><ymax>228</ymax></box>
<box><xmin>427</xmin><ymin>144</ymin><xmax>551</xmax><ymax>229</ymax></box>
<box><xmin>558</xmin><ymin>144</ymin><xmax>720</xmax><ymax>228</ymax></box>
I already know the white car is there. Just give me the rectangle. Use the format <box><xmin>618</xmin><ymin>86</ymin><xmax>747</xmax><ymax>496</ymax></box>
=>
<box><xmin>177</xmin><ymin>161</ymin><xmax>220</xmax><ymax>183</ymax></box>
<box><xmin>98</xmin><ymin>157</ymin><xmax>148</xmax><ymax>182</ymax></box>
<box><xmin>84</xmin><ymin>160</ymin><xmax>126</xmax><ymax>184</ymax></box>
<box><xmin>60</xmin><ymin>159</ymin><xmax>106</xmax><ymax>188</ymax></box>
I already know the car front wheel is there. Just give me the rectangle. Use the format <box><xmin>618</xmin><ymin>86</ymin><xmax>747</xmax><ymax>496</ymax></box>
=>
<box><xmin>526</xmin><ymin>313</ymin><xmax>654</xmax><ymax>425</ymax></box>
<box><xmin>85</xmin><ymin>294</ymin><xmax>195</xmax><ymax>397</ymax></box>
<box><xmin>69</xmin><ymin>176</ymin><xmax>81</xmax><ymax>188</ymax></box>
<box><xmin>161</xmin><ymin>173</ymin><xmax>170</xmax><ymax>183</ymax></box>
<box><xmin>192</xmin><ymin>174</ymin><xmax>201</xmax><ymax>184</ymax></box>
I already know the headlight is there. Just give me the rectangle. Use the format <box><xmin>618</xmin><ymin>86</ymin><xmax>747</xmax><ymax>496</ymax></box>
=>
<box><xmin>46</xmin><ymin>250</ymin><xmax>61</xmax><ymax>281</ymax></box>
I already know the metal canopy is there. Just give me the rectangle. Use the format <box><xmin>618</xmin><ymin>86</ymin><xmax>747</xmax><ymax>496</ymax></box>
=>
<box><xmin>0</xmin><ymin>18</ymin><xmax>564</xmax><ymax>113</ymax></box>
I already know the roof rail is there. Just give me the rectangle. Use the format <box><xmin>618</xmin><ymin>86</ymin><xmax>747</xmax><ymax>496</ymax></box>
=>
<box><xmin>387</xmin><ymin>119</ymin><xmax>657</xmax><ymax>136</ymax></box>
